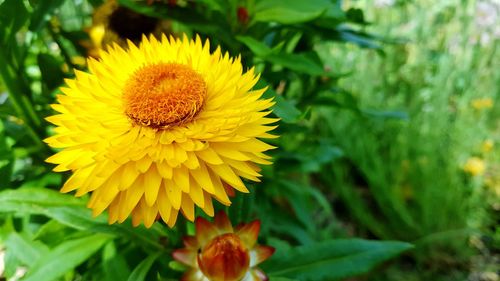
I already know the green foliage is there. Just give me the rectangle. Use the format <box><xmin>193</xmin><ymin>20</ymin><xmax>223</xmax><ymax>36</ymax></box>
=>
<box><xmin>263</xmin><ymin>239</ymin><xmax>413</xmax><ymax>281</ymax></box>
<box><xmin>22</xmin><ymin>234</ymin><xmax>111</xmax><ymax>281</ymax></box>
<box><xmin>1</xmin><ymin>0</ymin><xmax>496</xmax><ymax>280</ymax></box>
<box><xmin>314</xmin><ymin>0</ymin><xmax>500</xmax><ymax>279</ymax></box>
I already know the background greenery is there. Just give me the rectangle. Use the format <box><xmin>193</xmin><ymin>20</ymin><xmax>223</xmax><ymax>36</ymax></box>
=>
<box><xmin>0</xmin><ymin>0</ymin><xmax>498</xmax><ymax>280</ymax></box>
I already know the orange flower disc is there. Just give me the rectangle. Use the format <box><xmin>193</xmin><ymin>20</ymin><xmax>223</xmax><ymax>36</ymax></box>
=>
<box><xmin>123</xmin><ymin>63</ymin><xmax>206</xmax><ymax>129</ymax></box>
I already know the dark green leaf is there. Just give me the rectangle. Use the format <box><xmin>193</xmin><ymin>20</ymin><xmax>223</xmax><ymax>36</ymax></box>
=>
<box><xmin>262</xmin><ymin>239</ymin><xmax>413</xmax><ymax>281</ymax></box>
<box><xmin>127</xmin><ymin>253</ymin><xmax>161</xmax><ymax>281</ymax></box>
<box><xmin>312</xmin><ymin>90</ymin><xmax>360</xmax><ymax>111</ymax></box>
<box><xmin>29</xmin><ymin>0</ymin><xmax>66</xmax><ymax>32</ymax></box>
<box><xmin>266</xmin><ymin>53</ymin><xmax>325</xmax><ymax>76</ymax></box>
<box><xmin>361</xmin><ymin>109</ymin><xmax>409</xmax><ymax>120</ymax></box>
<box><xmin>0</xmin><ymin>120</ymin><xmax>13</xmax><ymax>187</ymax></box>
<box><xmin>0</xmin><ymin>0</ymin><xmax>29</xmax><ymax>40</ymax></box>
<box><xmin>346</xmin><ymin>8</ymin><xmax>366</xmax><ymax>24</ymax></box>
<box><xmin>262</xmin><ymin>88</ymin><xmax>302</xmax><ymax>123</ymax></box>
<box><xmin>37</xmin><ymin>53</ymin><xmax>65</xmax><ymax>91</ymax></box>
<box><xmin>0</xmin><ymin>188</ymin><xmax>164</xmax><ymax>250</ymax></box>
<box><xmin>237</xmin><ymin>36</ymin><xmax>271</xmax><ymax>57</ymax></box>
<box><xmin>253</xmin><ymin>0</ymin><xmax>331</xmax><ymax>24</ymax></box>
<box><xmin>22</xmin><ymin>234</ymin><xmax>112</xmax><ymax>281</ymax></box>
<box><xmin>34</xmin><ymin>220</ymin><xmax>74</xmax><ymax>248</ymax></box>
<box><xmin>270</xmin><ymin>278</ymin><xmax>299</xmax><ymax>281</ymax></box>
<box><xmin>339</xmin><ymin>28</ymin><xmax>381</xmax><ymax>49</ymax></box>
<box><xmin>102</xmin><ymin>241</ymin><xmax>131</xmax><ymax>281</ymax></box>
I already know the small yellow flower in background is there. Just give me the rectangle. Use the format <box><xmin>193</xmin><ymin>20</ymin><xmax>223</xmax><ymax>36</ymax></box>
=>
<box><xmin>71</xmin><ymin>56</ymin><xmax>87</xmax><ymax>67</ymax></box>
<box><xmin>481</xmin><ymin>139</ymin><xmax>494</xmax><ymax>153</ymax></box>
<box><xmin>463</xmin><ymin>157</ymin><xmax>486</xmax><ymax>176</ymax></box>
<box><xmin>471</xmin><ymin>97</ymin><xmax>493</xmax><ymax>110</ymax></box>
<box><xmin>45</xmin><ymin>34</ymin><xmax>277</xmax><ymax>228</ymax></box>
<box><xmin>173</xmin><ymin>211</ymin><xmax>275</xmax><ymax>281</ymax></box>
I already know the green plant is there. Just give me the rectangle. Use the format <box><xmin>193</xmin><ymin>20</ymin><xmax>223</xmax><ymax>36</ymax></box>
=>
<box><xmin>0</xmin><ymin>0</ymin><xmax>413</xmax><ymax>280</ymax></box>
<box><xmin>314</xmin><ymin>0</ymin><xmax>499</xmax><ymax>278</ymax></box>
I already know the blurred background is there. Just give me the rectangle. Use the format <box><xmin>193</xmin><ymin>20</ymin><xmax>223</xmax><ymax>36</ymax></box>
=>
<box><xmin>0</xmin><ymin>0</ymin><xmax>498</xmax><ymax>280</ymax></box>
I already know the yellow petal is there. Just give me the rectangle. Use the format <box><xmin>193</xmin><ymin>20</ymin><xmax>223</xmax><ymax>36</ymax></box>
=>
<box><xmin>180</xmin><ymin>193</ymin><xmax>195</xmax><ymax>222</ymax></box>
<box><xmin>165</xmin><ymin>179</ymin><xmax>182</xmax><ymax>210</ymax></box>
<box><xmin>207</xmin><ymin>164</ymin><xmax>248</xmax><ymax>193</ymax></box>
<box><xmin>144</xmin><ymin>165</ymin><xmax>162</xmax><ymax>206</ymax></box>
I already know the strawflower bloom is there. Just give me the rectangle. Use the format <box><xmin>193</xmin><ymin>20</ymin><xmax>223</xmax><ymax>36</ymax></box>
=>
<box><xmin>84</xmin><ymin>0</ymin><xmax>173</xmax><ymax>57</ymax></box>
<box><xmin>463</xmin><ymin>157</ymin><xmax>486</xmax><ymax>176</ymax></box>
<box><xmin>173</xmin><ymin>211</ymin><xmax>274</xmax><ymax>281</ymax></box>
<box><xmin>45</xmin><ymin>34</ymin><xmax>277</xmax><ymax>227</ymax></box>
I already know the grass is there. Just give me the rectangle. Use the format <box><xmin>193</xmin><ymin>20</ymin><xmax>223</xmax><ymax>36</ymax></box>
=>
<box><xmin>314</xmin><ymin>0</ymin><xmax>500</xmax><ymax>279</ymax></box>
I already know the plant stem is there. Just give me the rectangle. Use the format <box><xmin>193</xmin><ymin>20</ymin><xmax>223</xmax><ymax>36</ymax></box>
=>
<box><xmin>0</xmin><ymin>46</ymin><xmax>45</xmax><ymax>149</ymax></box>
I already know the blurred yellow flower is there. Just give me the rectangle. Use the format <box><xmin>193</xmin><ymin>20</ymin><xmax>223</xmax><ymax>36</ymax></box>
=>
<box><xmin>84</xmin><ymin>0</ymin><xmax>174</xmax><ymax>57</ymax></box>
<box><xmin>173</xmin><ymin>211</ymin><xmax>274</xmax><ymax>281</ymax></box>
<box><xmin>45</xmin><ymin>35</ymin><xmax>277</xmax><ymax>228</ymax></box>
<box><xmin>471</xmin><ymin>97</ymin><xmax>493</xmax><ymax>110</ymax></box>
<box><xmin>463</xmin><ymin>157</ymin><xmax>486</xmax><ymax>176</ymax></box>
<box><xmin>481</xmin><ymin>139</ymin><xmax>494</xmax><ymax>153</ymax></box>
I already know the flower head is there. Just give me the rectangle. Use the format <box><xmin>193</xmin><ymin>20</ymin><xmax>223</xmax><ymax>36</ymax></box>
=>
<box><xmin>85</xmin><ymin>0</ymin><xmax>173</xmax><ymax>57</ymax></box>
<box><xmin>481</xmin><ymin>139</ymin><xmax>494</xmax><ymax>153</ymax></box>
<box><xmin>463</xmin><ymin>157</ymin><xmax>486</xmax><ymax>176</ymax></box>
<box><xmin>173</xmin><ymin>211</ymin><xmax>274</xmax><ymax>281</ymax></box>
<box><xmin>471</xmin><ymin>97</ymin><xmax>494</xmax><ymax>110</ymax></box>
<box><xmin>45</xmin><ymin>35</ymin><xmax>277</xmax><ymax>227</ymax></box>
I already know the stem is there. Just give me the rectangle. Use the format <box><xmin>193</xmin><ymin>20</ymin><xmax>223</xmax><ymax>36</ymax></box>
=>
<box><xmin>0</xmin><ymin>45</ymin><xmax>45</xmax><ymax>149</ymax></box>
<box><xmin>47</xmin><ymin>22</ymin><xmax>83</xmax><ymax>72</ymax></box>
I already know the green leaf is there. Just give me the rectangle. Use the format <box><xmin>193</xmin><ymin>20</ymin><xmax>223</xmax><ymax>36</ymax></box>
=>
<box><xmin>266</xmin><ymin>53</ymin><xmax>325</xmax><ymax>76</ymax></box>
<box><xmin>238</xmin><ymin>36</ymin><xmax>325</xmax><ymax>76</ymax></box>
<box><xmin>22</xmin><ymin>234</ymin><xmax>111</xmax><ymax>281</ymax></box>
<box><xmin>37</xmin><ymin>54</ymin><xmax>65</xmax><ymax>92</ymax></box>
<box><xmin>0</xmin><ymin>0</ymin><xmax>29</xmax><ymax>40</ymax></box>
<box><xmin>237</xmin><ymin>36</ymin><xmax>271</xmax><ymax>57</ymax></box>
<box><xmin>5</xmin><ymin>233</ymin><xmax>49</xmax><ymax>267</ymax></box>
<box><xmin>361</xmin><ymin>109</ymin><xmax>409</xmax><ymax>120</ymax></box>
<box><xmin>253</xmin><ymin>0</ymin><xmax>331</xmax><ymax>24</ymax></box>
<box><xmin>168</xmin><ymin>260</ymin><xmax>188</xmax><ymax>272</ymax></box>
<box><xmin>34</xmin><ymin>220</ymin><xmax>74</xmax><ymax>248</ymax></box>
<box><xmin>102</xmin><ymin>242</ymin><xmax>131</xmax><ymax>281</ymax></box>
<box><xmin>0</xmin><ymin>120</ymin><xmax>13</xmax><ymax>187</ymax></box>
<box><xmin>300</xmin><ymin>142</ymin><xmax>344</xmax><ymax>172</ymax></box>
<box><xmin>46</xmin><ymin>206</ymin><xmax>165</xmax><ymax>251</ymax></box>
<box><xmin>0</xmin><ymin>187</ymin><xmax>85</xmax><ymax>212</ymax></box>
<box><xmin>0</xmin><ymin>188</ymin><xmax>165</xmax><ymax>251</ymax></box>
<box><xmin>346</xmin><ymin>8</ymin><xmax>367</xmax><ymax>24</ymax></box>
<box><xmin>270</xmin><ymin>278</ymin><xmax>299</xmax><ymax>281</ymax></box>
<box><xmin>312</xmin><ymin>89</ymin><xmax>360</xmax><ymax>111</ymax></box>
<box><xmin>338</xmin><ymin>27</ymin><xmax>381</xmax><ymax>49</ymax></box>
<box><xmin>29</xmin><ymin>0</ymin><xmax>66</xmax><ymax>32</ymax></box>
<box><xmin>262</xmin><ymin>88</ymin><xmax>302</xmax><ymax>123</ymax></box>
<box><xmin>127</xmin><ymin>253</ymin><xmax>161</xmax><ymax>281</ymax></box>
<box><xmin>262</xmin><ymin>239</ymin><xmax>413</xmax><ymax>281</ymax></box>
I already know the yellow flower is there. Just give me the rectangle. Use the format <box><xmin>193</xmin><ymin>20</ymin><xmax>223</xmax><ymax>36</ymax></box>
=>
<box><xmin>481</xmin><ymin>139</ymin><xmax>494</xmax><ymax>153</ymax></box>
<box><xmin>471</xmin><ymin>98</ymin><xmax>493</xmax><ymax>110</ymax></box>
<box><xmin>84</xmin><ymin>0</ymin><xmax>174</xmax><ymax>57</ymax></box>
<box><xmin>463</xmin><ymin>157</ymin><xmax>486</xmax><ymax>176</ymax></box>
<box><xmin>45</xmin><ymin>35</ymin><xmax>278</xmax><ymax>228</ymax></box>
<box><xmin>173</xmin><ymin>211</ymin><xmax>274</xmax><ymax>281</ymax></box>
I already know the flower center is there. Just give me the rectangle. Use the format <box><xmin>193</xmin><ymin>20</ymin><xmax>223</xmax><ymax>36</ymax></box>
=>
<box><xmin>123</xmin><ymin>63</ymin><xmax>206</xmax><ymax>129</ymax></box>
<box><xmin>198</xmin><ymin>233</ymin><xmax>250</xmax><ymax>281</ymax></box>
